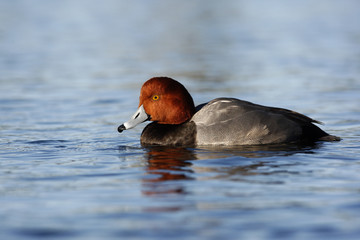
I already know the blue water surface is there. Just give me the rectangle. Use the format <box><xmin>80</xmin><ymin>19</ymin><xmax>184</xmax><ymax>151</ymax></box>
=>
<box><xmin>1</xmin><ymin>1</ymin><xmax>360</xmax><ymax>239</ymax></box>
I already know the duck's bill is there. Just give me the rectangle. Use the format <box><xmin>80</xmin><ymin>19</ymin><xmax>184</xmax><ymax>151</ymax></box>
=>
<box><xmin>118</xmin><ymin>105</ymin><xmax>150</xmax><ymax>133</ymax></box>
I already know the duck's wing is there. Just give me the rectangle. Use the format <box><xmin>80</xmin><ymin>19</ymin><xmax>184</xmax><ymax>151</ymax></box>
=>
<box><xmin>192</xmin><ymin>98</ymin><xmax>328</xmax><ymax>145</ymax></box>
<box><xmin>195</xmin><ymin>98</ymin><xmax>321</xmax><ymax>124</ymax></box>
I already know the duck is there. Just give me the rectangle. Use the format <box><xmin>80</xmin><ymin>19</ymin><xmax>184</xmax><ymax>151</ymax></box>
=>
<box><xmin>118</xmin><ymin>77</ymin><xmax>340</xmax><ymax>146</ymax></box>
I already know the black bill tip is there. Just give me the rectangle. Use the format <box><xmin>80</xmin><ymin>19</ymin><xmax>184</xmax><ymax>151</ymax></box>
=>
<box><xmin>117</xmin><ymin>124</ymin><xmax>126</xmax><ymax>133</ymax></box>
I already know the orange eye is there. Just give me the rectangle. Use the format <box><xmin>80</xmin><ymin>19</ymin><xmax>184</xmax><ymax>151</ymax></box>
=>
<box><xmin>152</xmin><ymin>95</ymin><xmax>160</xmax><ymax>101</ymax></box>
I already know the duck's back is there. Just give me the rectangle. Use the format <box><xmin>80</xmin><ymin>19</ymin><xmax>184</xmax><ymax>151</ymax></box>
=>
<box><xmin>191</xmin><ymin>98</ymin><xmax>335</xmax><ymax>145</ymax></box>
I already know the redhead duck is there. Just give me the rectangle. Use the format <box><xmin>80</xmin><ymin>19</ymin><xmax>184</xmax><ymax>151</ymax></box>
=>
<box><xmin>118</xmin><ymin>77</ymin><xmax>340</xmax><ymax>146</ymax></box>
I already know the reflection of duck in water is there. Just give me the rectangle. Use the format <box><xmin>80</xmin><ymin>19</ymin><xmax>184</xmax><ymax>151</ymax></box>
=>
<box><xmin>196</xmin><ymin>142</ymin><xmax>320</xmax><ymax>159</ymax></box>
<box><xmin>142</xmin><ymin>146</ymin><xmax>195</xmax><ymax>196</ymax></box>
<box><xmin>140</xmin><ymin>143</ymin><xmax>318</xmax><ymax>197</ymax></box>
<box><xmin>118</xmin><ymin>77</ymin><xmax>340</xmax><ymax>146</ymax></box>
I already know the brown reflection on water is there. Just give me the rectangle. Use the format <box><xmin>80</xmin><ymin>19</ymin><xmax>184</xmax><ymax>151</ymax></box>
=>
<box><xmin>141</xmin><ymin>143</ymin><xmax>319</xmax><ymax>195</ymax></box>
<box><xmin>142</xmin><ymin>146</ymin><xmax>196</xmax><ymax>196</ymax></box>
<box><xmin>140</xmin><ymin>143</ymin><xmax>321</xmax><ymax>212</ymax></box>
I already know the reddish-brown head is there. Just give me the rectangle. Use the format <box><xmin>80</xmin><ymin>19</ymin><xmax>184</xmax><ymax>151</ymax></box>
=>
<box><xmin>139</xmin><ymin>77</ymin><xmax>195</xmax><ymax>124</ymax></box>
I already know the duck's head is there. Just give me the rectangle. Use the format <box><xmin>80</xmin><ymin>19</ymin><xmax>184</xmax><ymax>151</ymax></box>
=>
<box><xmin>118</xmin><ymin>77</ymin><xmax>195</xmax><ymax>132</ymax></box>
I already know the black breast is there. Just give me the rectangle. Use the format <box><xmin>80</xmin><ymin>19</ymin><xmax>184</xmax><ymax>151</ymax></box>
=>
<box><xmin>140</xmin><ymin>121</ymin><xmax>197</xmax><ymax>146</ymax></box>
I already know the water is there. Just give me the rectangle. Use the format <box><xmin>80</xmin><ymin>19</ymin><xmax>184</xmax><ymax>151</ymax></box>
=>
<box><xmin>1</xmin><ymin>0</ymin><xmax>360</xmax><ymax>239</ymax></box>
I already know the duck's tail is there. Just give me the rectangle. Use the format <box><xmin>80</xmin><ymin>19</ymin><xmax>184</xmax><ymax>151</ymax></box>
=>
<box><xmin>319</xmin><ymin>134</ymin><xmax>341</xmax><ymax>142</ymax></box>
